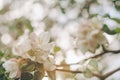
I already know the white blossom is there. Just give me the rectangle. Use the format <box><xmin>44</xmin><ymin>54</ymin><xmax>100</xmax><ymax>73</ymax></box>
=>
<box><xmin>29</xmin><ymin>31</ymin><xmax>55</xmax><ymax>71</ymax></box>
<box><xmin>75</xmin><ymin>18</ymin><xmax>107</xmax><ymax>53</ymax></box>
<box><xmin>12</xmin><ymin>29</ymin><xmax>31</xmax><ymax>58</ymax></box>
<box><xmin>2</xmin><ymin>59</ymin><xmax>21</xmax><ymax>78</ymax></box>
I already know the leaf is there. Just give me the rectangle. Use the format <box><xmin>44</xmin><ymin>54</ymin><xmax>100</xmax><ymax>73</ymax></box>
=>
<box><xmin>21</xmin><ymin>72</ymin><xmax>33</xmax><ymax>80</ymax></box>
<box><xmin>21</xmin><ymin>61</ymin><xmax>35</xmax><ymax>72</ymax></box>
<box><xmin>113</xmin><ymin>0</ymin><xmax>120</xmax><ymax>11</ymax></box>
<box><xmin>36</xmin><ymin>63</ymin><xmax>45</xmax><ymax>74</ymax></box>
<box><xmin>114</xmin><ymin>27</ymin><xmax>120</xmax><ymax>33</ymax></box>
<box><xmin>84</xmin><ymin>68</ymin><xmax>93</xmax><ymax>78</ymax></box>
<box><xmin>89</xmin><ymin>59</ymin><xmax>98</xmax><ymax>70</ymax></box>
<box><xmin>89</xmin><ymin>14</ymin><xmax>98</xmax><ymax>18</ymax></box>
<box><xmin>53</xmin><ymin>46</ymin><xmax>61</xmax><ymax>54</ymax></box>
<box><xmin>47</xmin><ymin>71</ymin><xmax>56</xmax><ymax>80</ymax></box>
<box><xmin>0</xmin><ymin>51</ymin><xmax>4</xmax><ymax>59</ymax></box>
<box><xmin>70</xmin><ymin>0</ymin><xmax>76</xmax><ymax>4</ymax></box>
<box><xmin>102</xmin><ymin>24</ymin><xmax>116</xmax><ymax>35</ymax></box>
<box><xmin>34</xmin><ymin>63</ymin><xmax>45</xmax><ymax>80</ymax></box>
<box><xmin>34</xmin><ymin>71</ymin><xmax>44</xmax><ymax>80</ymax></box>
<box><xmin>111</xmin><ymin>18</ymin><xmax>120</xmax><ymax>23</ymax></box>
<box><xmin>104</xmin><ymin>14</ymin><xmax>120</xmax><ymax>23</ymax></box>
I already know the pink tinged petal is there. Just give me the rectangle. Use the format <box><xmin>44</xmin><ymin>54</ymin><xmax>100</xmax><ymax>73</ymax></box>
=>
<box><xmin>16</xmin><ymin>69</ymin><xmax>21</xmax><ymax>78</ymax></box>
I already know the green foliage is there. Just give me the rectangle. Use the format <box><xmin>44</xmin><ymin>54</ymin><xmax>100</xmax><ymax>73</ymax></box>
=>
<box><xmin>84</xmin><ymin>68</ymin><xmax>93</xmax><ymax>78</ymax></box>
<box><xmin>89</xmin><ymin>14</ymin><xmax>98</xmax><ymax>18</ymax></box>
<box><xmin>114</xmin><ymin>27</ymin><xmax>120</xmax><ymax>33</ymax></box>
<box><xmin>111</xmin><ymin>18</ymin><xmax>120</xmax><ymax>23</ymax></box>
<box><xmin>9</xmin><ymin>17</ymin><xmax>33</xmax><ymax>38</ymax></box>
<box><xmin>0</xmin><ymin>51</ymin><xmax>12</xmax><ymax>80</ymax></box>
<box><xmin>0</xmin><ymin>6</ymin><xmax>9</xmax><ymax>15</ymax></box>
<box><xmin>89</xmin><ymin>59</ymin><xmax>98</xmax><ymax>70</ymax></box>
<box><xmin>53</xmin><ymin>46</ymin><xmax>61</xmax><ymax>54</ymax></box>
<box><xmin>34</xmin><ymin>63</ymin><xmax>45</xmax><ymax>80</ymax></box>
<box><xmin>20</xmin><ymin>61</ymin><xmax>45</xmax><ymax>80</ymax></box>
<box><xmin>113</xmin><ymin>0</ymin><xmax>120</xmax><ymax>11</ymax></box>
<box><xmin>34</xmin><ymin>71</ymin><xmax>44</xmax><ymax>80</ymax></box>
<box><xmin>0</xmin><ymin>62</ymin><xmax>13</xmax><ymax>80</ymax></box>
<box><xmin>21</xmin><ymin>72</ymin><xmax>33</xmax><ymax>80</ymax></box>
<box><xmin>102</xmin><ymin>24</ymin><xmax>120</xmax><ymax>35</ymax></box>
<box><xmin>21</xmin><ymin>60</ymin><xmax>35</xmax><ymax>72</ymax></box>
<box><xmin>70</xmin><ymin>0</ymin><xmax>76</xmax><ymax>4</ymax></box>
<box><xmin>0</xmin><ymin>51</ymin><xmax>4</xmax><ymax>59</ymax></box>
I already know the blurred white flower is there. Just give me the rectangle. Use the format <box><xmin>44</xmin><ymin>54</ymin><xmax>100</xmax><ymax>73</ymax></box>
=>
<box><xmin>29</xmin><ymin>31</ymin><xmax>56</xmax><ymax>71</ymax></box>
<box><xmin>30</xmin><ymin>31</ymin><xmax>54</xmax><ymax>52</ymax></box>
<box><xmin>1</xmin><ymin>33</ymin><xmax>12</xmax><ymax>45</ymax></box>
<box><xmin>75</xmin><ymin>19</ymin><xmax>107</xmax><ymax>53</ymax></box>
<box><xmin>2</xmin><ymin>58</ymin><xmax>21</xmax><ymax>78</ymax></box>
<box><xmin>12</xmin><ymin>29</ymin><xmax>31</xmax><ymax>58</ymax></box>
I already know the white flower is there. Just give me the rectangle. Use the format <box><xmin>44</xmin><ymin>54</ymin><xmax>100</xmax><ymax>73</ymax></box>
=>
<box><xmin>12</xmin><ymin>31</ymin><xmax>56</xmax><ymax>71</ymax></box>
<box><xmin>12</xmin><ymin>29</ymin><xmax>31</xmax><ymax>58</ymax></box>
<box><xmin>29</xmin><ymin>31</ymin><xmax>56</xmax><ymax>71</ymax></box>
<box><xmin>76</xmin><ymin>19</ymin><xmax>107</xmax><ymax>53</ymax></box>
<box><xmin>30</xmin><ymin>31</ymin><xmax>54</xmax><ymax>52</ymax></box>
<box><xmin>2</xmin><ymin>59</ymin><xmax>21</xmax><ymax>78</ymax></box>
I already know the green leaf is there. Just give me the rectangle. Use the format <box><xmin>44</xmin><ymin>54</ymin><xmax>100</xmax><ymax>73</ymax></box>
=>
<box><xmin>113</xmin><ymin>0</ymin><xmax>120</xmax><ymax>11</ymax></box>
<box><xmin>114</xmin><ymin>27</ymin><xmax>120</xmax><ymax>33</ymax></box>
<box><xmin>21</xmin><ymin>60</ymin><xmax>35</xmax><ymax>72</ymax></box>
<box><xmin>21</xmin><ymin>72</ymin><xmax>33</xmax><ymax>80</ymax></box>
<box><xmin>0</xmin><ymin>51</ymin><xmax>4</xmax><ymax>59</ymax></box>
<box><xmin>34</xmin><ymin>63</ymin><xmax>45</xmax><ymax>80</ymax></box>
<box><xmin>89</xmin><ymin>59</ymin><xmax>98</xmax><ymax>70</ymax></box>
<box><xmin>111</xmin><ymin>18</ymin><xmax>120</xmax><ymax>23</ymax></box>
<box><xmin>34</xmin><ymin>71</ymin><xmax>44</xmax><ymax>80</ymax></box>
<box><xmin>84</xmin><ymin>68</ymin><xmax>93</xmax><ymax>78</ymax></box>
<box><xmin>102</xmin><ymin>24</ymin><xmax>116</xmax><ymax>35</ymax></box>
<box><xmin>70</xmin><ymin>0</ymin><xmax>76</xmax><ymax>4</ymax></box>
<box><xmin>104</xmin><ymin>14</ymin><xmax>120</xmax><ymax>24</ymax></box>
<box><xmin>0</xmin><ymin>62</ymin><xmax>13</xmax><ymax>80</ymax></box>
<box><xmin>36</xmin><ymin>63</ymin><xmax>45</xmax><ymax>74</ymax></box>
<box><xmin>53</xmin><ymin>46</ymin><xmax>61</xmax><ymax>54</ymax></box>
<box><xmin>89</xmin><ymin>14</ymin><xmax>98</xmax><ymax>18</ymax></box>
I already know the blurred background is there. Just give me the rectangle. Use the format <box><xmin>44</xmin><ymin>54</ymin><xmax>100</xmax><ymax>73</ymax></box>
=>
<box><xmin>0</xmin><ymin>0</ymin><xmax>120</xmax><ymax>80</ymax></box>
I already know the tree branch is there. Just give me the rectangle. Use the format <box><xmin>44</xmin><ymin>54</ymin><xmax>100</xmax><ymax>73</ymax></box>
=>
<box><xmin>55</xmin><ymin>69</ymin><xmax>83</xmax><ymax>73</ymax></box>
<box><xmin>56</xmin><ymin>46</ymin><xmax>120</xmax><ymax>79</ymax></box>
<box><xmin>102</xmin><ymin>67</ymin><xmax>120</xmax><ymax>79</ymax></box>
<box><xmin>56</xmin><ymin>46</ymin><xmax>120</xmax><ymax>67</ymax></box>
<box><xmin>56</xmin><ymin>67</ymin><xmax>120</xmax><ymax>80</ymax></box>
<box><xmin>55</xmin><ymin>69</ymin><xmax>102</xmax><ymax>79</ymax></box>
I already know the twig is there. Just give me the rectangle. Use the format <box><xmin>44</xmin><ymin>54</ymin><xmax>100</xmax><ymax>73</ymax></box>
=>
<box><xmin>55</xmin><ymin>67</ymin><xmax>120</xmax><ymax>80</ymax></box>
<box><xmin>56</xmin><ymin>46</ymin><xmax>120</xmax><ymax>67</ymax></box>
<box><xmin>55</xmin><ymin>69</ymin><xmax>83</xmax><ymax>73</ymax></box>
<box><xmin>102</xmin><ymin>67</ymin><xmax>120</xmax><ymax>79</ymax></box>
<box><xmin>55</xmin><ymin>69</ymin><xmax>102</xmax><ymax>79</ymax></box>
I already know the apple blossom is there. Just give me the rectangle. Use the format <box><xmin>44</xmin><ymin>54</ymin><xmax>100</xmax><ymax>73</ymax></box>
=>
<box><xmin>2</xmin><ymin>58</ymin><xmax>21</xmax><ymax>78</ymax></box>
<box><xmin>29</xmin><ymin>32</ymin><xmax>56</xmax><ymax>71</ymax></box>
<box><xmin>75</xmin><ymin>19</ymin><xmax>107</xmax><ymax>53</ymax></box>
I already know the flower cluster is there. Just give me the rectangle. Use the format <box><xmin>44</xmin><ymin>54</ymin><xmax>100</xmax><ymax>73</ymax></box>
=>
<box><xmin>75</xmin><ymin>19</ymin><xmax>107</xmax><ymax>53</ymax></box>
<box><xmin>3</xmin><ymin>30</ymin><xmax>56</xmax><ymax>79</ymax></box>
